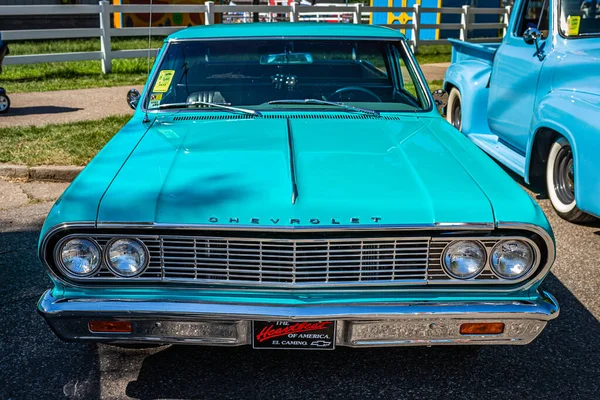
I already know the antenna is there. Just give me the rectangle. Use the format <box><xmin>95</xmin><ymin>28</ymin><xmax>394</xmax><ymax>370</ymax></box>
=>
<box><xmin>143</xmin><ymin>0</ymin><xmax>154</xmax><ymax>123</ymax></box>
<box><xmin>147</xmin><ymin>0</ymin><xmax>153</xmax><ymax>77</ymax></box>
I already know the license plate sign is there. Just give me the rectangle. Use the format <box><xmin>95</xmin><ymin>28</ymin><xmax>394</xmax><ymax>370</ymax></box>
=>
<box><xmin>252</xmin><ymin>320</ymin><xmax>336</xmax><ymax>350</ymax></box>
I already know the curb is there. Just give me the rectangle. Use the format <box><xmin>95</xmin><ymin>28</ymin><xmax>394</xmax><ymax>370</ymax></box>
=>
<box><xmin>0</xmin><ymin>164</ymin><xmax>83</xmax><ymax>182</ymax></box>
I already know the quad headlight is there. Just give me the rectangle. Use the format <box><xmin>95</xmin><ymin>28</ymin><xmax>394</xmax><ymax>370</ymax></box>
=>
<box><xmin>443</xmin><ymin>240</ymin><xmax>486</xmax><ymax>279</ymax></box>
<box><xmin>55</xmin><ymin>236</ymin><xmax>149</xmax><ymax>279</ymax></box>
<box><xmin>57</xmin><ymin>238</ymin><xmax>101</xmax><ymax>277</ymax></box>
<box><xmin>106</xmin><ymin>238</ymin><xmax>148</xmax><ymax>277</ymax></box>
<box><xmin>490</xmin><ymin>240</ymin><xmax>534</xmax><ymax>279</ymax></box>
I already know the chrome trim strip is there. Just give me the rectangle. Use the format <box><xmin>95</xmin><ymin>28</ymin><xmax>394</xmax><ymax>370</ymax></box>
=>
<box><xmin>39</xmin><ymin>289</ymin><xmax>559</xmax><ymax>320</ymax></box>
<box><xmin>399</xmin><ymin>39</ymin><xmax>434</xmax><ymax>112</ymax></box>
<box><xmin>38</xmin><ymin>290</ymin><xmax>559</xmax><ymax>347</ymax></box>
<box><xmin>492</xmin><ymin>222</ymin><xmax>555</xmax><ymax>293</ymax></box>
<box><xmin>144</xmin><ymin>36</ymin><xmax>435</xmax><ymax>115</ymax></box>
<box><xmin>140</xmin><ymin>40</ymin><xmax>172</xmax><ymax>112</ymax></box>
<box><xmin>286</xmin><ymin>118</ymin><xmax>299</xmax><ymax>205</ymax></box>
<box><xmin>167</xmin><ymin>36</ymin><xmax>404</xmax><ymax>43</ymax></box>
<box><xmin>95</xmin><ymin>221</ymin><xmax>496</xmax><ymax>232</ymax></box>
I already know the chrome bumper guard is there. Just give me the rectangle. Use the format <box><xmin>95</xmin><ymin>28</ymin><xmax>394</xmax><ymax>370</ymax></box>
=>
<box><xmin>38</xmin><ymin>290</ymin><xmax>559</xmax><ymax>347</ymax></box>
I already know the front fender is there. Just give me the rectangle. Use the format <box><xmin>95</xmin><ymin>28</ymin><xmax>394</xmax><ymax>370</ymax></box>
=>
<box><xmin>530</xmin><ymin>90</ymin><xmax>600</xmax><ymax>217</ymax></box>
<box><xmin>443</xmin><ymin>60</ymin><xmax>492</xmax><ymax>135</ymax></box>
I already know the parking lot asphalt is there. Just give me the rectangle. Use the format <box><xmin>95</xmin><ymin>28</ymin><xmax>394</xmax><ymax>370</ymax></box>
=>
<box><xmin>0</xmin><ymin>176</ymin><xmax>599</xmax><ymax>400</ymax></box>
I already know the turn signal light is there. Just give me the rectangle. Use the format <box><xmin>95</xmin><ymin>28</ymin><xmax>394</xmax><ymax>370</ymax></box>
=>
<box><xmin>460</xmin><ymin>322</ymin><xmax>505</xmax><ymax>335</ymax></box>
<box><xmin>89</xmin><ymin>320</ymin><xmax>132</xmax><ymax>333</ymax></box>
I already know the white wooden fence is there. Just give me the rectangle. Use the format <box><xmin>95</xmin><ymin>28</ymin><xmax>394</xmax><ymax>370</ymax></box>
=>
<box><xmin>0</xmin><ymin>1</ymin><xmax>511</xmax><ymax>73</ymax></box>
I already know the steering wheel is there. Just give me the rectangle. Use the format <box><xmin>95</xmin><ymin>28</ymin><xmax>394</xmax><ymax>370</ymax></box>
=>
<box><xmin>327</xmin><ymin>86</ymin><xmax>382</xmax><ymax>103</ymax></box>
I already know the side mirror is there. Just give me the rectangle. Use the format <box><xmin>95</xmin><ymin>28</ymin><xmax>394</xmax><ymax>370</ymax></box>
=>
<box><xmin>523</xmin><ymin>27</ymin><xmax>545</xmax><ymax>60</ymax></box>
<box><xmin>432</xmin><ymin>89</ymin><xmax>448</xmax><ymax>113</ymax></box>
<box><xmin>127</xmin><ymin>88</ymin><xmax>141</xmax><ymax>110</ymax></box>
<box><xmin>523</xmin><ymin>27</ymin><xmax>541</xmax><ymax>45</ymax></box>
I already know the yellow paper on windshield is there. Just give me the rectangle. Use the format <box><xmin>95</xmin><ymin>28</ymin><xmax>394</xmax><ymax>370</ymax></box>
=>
<box><xmin>153</xmin><ymin>70</ymin><xmax>175</xmax><ymax>93</ymax></box>
<box><xmin>567</xmin><ymin>16</ymin><xmax>581</xmax><ymax>36</ymax></box>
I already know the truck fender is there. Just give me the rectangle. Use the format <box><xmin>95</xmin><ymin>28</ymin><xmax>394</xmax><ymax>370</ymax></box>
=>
<box><xmin>443</xmin><ymin>60</ymin><xmax>492</xmax><ymax>135</ymax></box>
<box><xmin>529</xmin><ymin>90</ymin><xmax>600</xmax><ymax>216</ymax></box>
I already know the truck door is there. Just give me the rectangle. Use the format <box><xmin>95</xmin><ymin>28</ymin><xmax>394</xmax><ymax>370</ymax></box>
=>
<box><xmin>487</xmin><ymin>0</ymin><xmax>550</xmax><ymax>152</ymax></box>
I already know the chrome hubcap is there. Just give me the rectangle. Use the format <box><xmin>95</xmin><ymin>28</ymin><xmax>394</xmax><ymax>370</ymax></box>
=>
<box><xmin>0</xmin><ymin>96</ymin><xmax>7</xmax><ymax>111</ymax></box>
<box><xmin>553</xmin><ymin>145</ymin><xmax>575</xmax><ymax>205</ymax></box>
<box><xmin>452</xmin><ymin>101</ymin><xmax>461</xmax><ymax>130</ymax></box>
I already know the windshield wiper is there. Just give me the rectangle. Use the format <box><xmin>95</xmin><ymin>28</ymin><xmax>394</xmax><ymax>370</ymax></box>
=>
<box><xmin>268</xmin><ymin>99</ymin><xmax>380</xmax><ymax>117</ymax></box>
<box><xmin>157</xmin><ymin>101</ymin><xmax>261</xmax><ymax>116</ymax></box>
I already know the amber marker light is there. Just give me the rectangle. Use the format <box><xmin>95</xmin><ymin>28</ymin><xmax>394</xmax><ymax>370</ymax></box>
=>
<box><xmin>460</xmin><ymin>322</ymin><xmax>505</xmax><ymax>335</ymax></box>
<box><xmin>89</xmin><ymin>320</ymin><xmax>132</xmax><ymax>333</ymax></box>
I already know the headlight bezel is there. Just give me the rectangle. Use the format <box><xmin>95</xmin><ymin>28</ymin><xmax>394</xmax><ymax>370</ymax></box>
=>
<box><xmin>104</xmin><ymin>237</ymin><xmax>150</xmax><ymax>278</ymax></box>
<box><xmin>489</xmin><ymin>239</ymin><xmax>536</xmax><ymax>280</ymax></box>
<box><xmin>440</xmin><ymin>237</ymin><xmax>541</xmax><ymax>282</ymax></box>
<box><xmin>441</xmin><ymin>240</ymin><xmax>487</xmax><ymax>280</ymax></box>
<box><xmin>55</xmin><ymin>236</ymin><xmax>102</xmax><ymax>278</ymax></box>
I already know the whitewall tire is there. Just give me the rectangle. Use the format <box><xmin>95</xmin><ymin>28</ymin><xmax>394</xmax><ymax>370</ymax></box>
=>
<box><xmin>446</xmin><ymin>88</ymin><xmax>462</xmax><ymax>131</ymax></box>
<box><xmin>546</xmin><ymin>137</ymin><xmax>595</xmax><ymax>223</ymax></box>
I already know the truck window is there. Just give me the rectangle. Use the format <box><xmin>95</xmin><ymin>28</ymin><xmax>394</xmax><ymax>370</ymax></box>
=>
<box><xmin>516</xmin><ymin>0</ymin><xmax>550</xmax><ymax>39</ymax></box>
<box><xmin>560</xmin><ymin>0</ymin><xmax>600</xmax><ymax>37</ymax></box>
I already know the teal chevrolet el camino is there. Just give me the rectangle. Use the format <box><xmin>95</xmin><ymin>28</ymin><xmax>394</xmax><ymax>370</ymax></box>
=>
<box><xmin>38</xmin><ymin>24</ymin><xmax>559</xmax><ymax>349</ymax></box>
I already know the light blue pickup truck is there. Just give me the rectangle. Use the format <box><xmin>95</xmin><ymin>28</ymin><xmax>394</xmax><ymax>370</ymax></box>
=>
<box><xmin>444</xmin><ymin>0</ymin><xmax>600</xmax><ymax>223</ymax></box>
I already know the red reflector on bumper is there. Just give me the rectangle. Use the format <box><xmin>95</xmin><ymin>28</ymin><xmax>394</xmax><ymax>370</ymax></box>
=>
<box><xmin>88</xmin><ymin>320</ymin><xmax>132</xmax><ymax>333</ymax></box>
<box><xmin>460</xmin><ymin>322</ymin><xmax>505</xmax><ymax>335</ymax></box>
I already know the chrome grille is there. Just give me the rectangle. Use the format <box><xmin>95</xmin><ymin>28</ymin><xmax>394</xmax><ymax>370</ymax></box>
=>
<box><xmin>159</xmin><ymin>237</ymin><xmax>430</xmax><ymax>284</ymax></box>
<box><xmin>62</xmin><ymin>234</ymin><xmax>540</xmax><ymax>287</ymax></box>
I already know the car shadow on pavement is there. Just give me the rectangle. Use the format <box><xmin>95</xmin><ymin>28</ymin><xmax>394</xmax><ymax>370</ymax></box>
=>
<box><xmin>124</xmin><ymin>275</ymin><xmax>600</xmax><ymax>400</ymax></box>
<box><xmin>0</xmin><ymin>230</ymin><xmax>101</xmax><ymax>400</ymax></box>
<box><xmin>4</xmin><ymin>105</ymin><xmax>82</xmax><ymax>117</ymax></box>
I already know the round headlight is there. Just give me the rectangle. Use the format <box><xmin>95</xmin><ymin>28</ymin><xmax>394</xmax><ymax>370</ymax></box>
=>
<box><xmin>106</xmin><ymin>238</ymin><xmax>148</xmax><ymax>277</ymax></box>
<box><xmin>490</xmin><ymin>240</ymin><xmax>534</xmax><ymax>279</ymax></box>
<box><xmin>58</xmin><ymin>238</ymin><xmax>101</xmax><ymax>277</ymax></box>
<box><xmin>443</xmin><ymin>240</ymin><xmax>486</xmax><ymax>279</ymax></box>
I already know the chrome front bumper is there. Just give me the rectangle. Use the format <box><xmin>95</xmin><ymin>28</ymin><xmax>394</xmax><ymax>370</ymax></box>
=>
<box><xmin>38</xmin><ymin>290</ymin><xmax>559</xmax><ymax>347</ymax></box>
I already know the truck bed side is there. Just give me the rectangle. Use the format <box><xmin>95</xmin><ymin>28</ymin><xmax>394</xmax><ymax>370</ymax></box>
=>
<box><xmin>448</xmin><ymin>40</ymin><xmax>500</xmax><ymax>65</ymax></box>
<box><xmin>443</xmin><ymin>39</ymin><xmax>501</xmax><ymax>135</ymax></box>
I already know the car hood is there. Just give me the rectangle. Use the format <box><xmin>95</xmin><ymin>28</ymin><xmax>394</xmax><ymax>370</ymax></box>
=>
<box><xmin>96</xmin><ymin>114</ymin><xmax>496</xmax><ymax>227</ymax></box>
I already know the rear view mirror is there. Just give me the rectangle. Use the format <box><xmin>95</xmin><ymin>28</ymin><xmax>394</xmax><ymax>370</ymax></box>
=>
<box><xmin>127</xmin><ymin>88</ymin><xmax>141</xmax><ymax>110</ymax></box>
<box><xmin>260</xmin><ymin>52</ymin><xmax>313</xmax><ymax>65</ymax></box>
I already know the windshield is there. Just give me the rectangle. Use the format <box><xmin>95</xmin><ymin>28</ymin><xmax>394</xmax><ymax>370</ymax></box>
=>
<box><xmin>144</xmin><ymin>39</ymin><xmax>430</xmax><ymax>112</ymax></box>
<box><xmin>560</xmin><ymin>0</ymin><xmax>600</xmax><ymax>37</ymax></box>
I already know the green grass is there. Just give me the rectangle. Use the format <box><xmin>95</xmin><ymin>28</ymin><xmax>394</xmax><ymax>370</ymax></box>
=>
<box><xmin>2</xmin><ymin>37</ymin><xmax>163</xmax><ymax>93</ymax></box>
<box><xmin>2</xmin><ymin>38</ymin><xmax>450</xmax><ymax>93</ymax></box>
<box><xmin>428</xmin><ymin>79</ymin><xmax>443</xmax><ymax>91</ymax></box>
<box><xmin>7</xmin><ymin>37</ymin><xmax>165</xmax><ymax>55</ymax></box>
<box><xmin>414</xmin><ymin>44</ymin><xmax>452</xmax><ymax>65</ymax></box>
<box><xmin>0</xmin><ymin>115</ymin><xmax>131</xmax><ymax>166</ymax></box>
